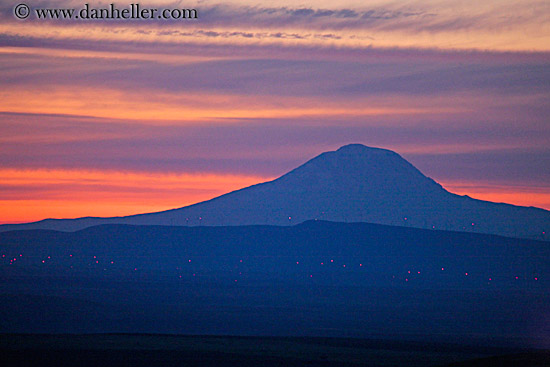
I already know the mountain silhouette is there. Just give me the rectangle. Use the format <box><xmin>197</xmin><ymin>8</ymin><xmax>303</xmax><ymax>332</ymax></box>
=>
<box><xmin>1</xmin><ymin>144</ymin><xmax>548</xmax><ymax>239</ymax></box>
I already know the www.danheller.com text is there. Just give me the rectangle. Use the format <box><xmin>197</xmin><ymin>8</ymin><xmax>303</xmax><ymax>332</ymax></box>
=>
<box><xmin>14</xmin><ymin>3</ymin><xmax>198</xmax><ymax>20</ymax></box>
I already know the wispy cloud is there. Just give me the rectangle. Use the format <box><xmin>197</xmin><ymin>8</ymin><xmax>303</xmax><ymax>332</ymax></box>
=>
<box><xmin>1</xmin><ymin>0</ymin><xmax>549</xmax><ymax>51</ymax></box>
<box><xmin>2</xmin><ymin>47</ymin><xmax>549</xmax><ymax>100</ymax></box>
<box><xmin>0</xmin><ymin>0</ymin><xmax>549</xmax><ymax>221</ymax></box>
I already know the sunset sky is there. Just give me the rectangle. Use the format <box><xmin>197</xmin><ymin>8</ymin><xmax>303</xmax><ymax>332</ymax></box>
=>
<box><xmin>1</xmin><ymin>0</ymin><xmax>549</xmax><ymax>223</ymax></box>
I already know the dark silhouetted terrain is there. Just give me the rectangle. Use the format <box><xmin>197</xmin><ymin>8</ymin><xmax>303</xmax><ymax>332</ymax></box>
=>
<box><xmin>2</xmin><ymin>145</ymin><xmax>548</xmax><ymax>240</ymax></box>
<box><xmin>1</xmin><ymin>334</ymin><xmax>549</xmax><ymax>367</ymax></box>
<box><xmin>1</xmin><ymin>221</ymin><xmax>548</xmax><ymax>348</ymax></box>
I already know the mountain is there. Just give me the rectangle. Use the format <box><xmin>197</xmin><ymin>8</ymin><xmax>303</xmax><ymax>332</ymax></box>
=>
<box><xmin>1</xmin><ymin>144</ymin><xmax>549</xmax><ymax>239</ymax></box>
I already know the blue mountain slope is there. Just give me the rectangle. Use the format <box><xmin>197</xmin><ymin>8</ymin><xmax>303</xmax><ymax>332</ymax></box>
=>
<box><xmin>1</xmin><ymin>144</ymin><xmax>548</xmax><ymax>239</ymax></box>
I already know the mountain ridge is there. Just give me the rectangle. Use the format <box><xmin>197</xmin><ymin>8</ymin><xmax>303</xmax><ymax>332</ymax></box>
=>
<box><xmin>1</xmin><ymin>144</ymin><xmax>548</xmax><ymax>240</ymax></box>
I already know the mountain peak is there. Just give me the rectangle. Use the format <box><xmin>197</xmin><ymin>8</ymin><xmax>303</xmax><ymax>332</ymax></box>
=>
<box><xmin>1</xmin><ymin>144</ymin><xmax>548</xmax><ymax>240</ymax></box>
<box><xmin>336</xmin><ymin>143</ymin><xmax>393</xmax><ymax>154</ymax></box>
<box><xmin>296</xmin><ymin>144</ymin><xmax>420</xmax><ymax>185</ymax></box>
<box><xmin>330</xmin><ymin>144</ymin><xmax>403</xmax><ymax>165</ymax></box>
<box><xmin>333</xmin><ymin>144</ymin><xmax>400</xmax><ymax>159</ymax></box>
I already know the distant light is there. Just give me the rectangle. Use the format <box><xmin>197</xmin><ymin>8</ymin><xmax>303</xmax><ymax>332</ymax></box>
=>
<box><xmin>240</xmin><ymin>259</ymin><xmax>243</xmax><ymax>263</ymax></box>
<box><xmin>19</xmin><ymin>254</ymin><xmax>22</xmax><ymax>257</ymax></box>
<box><xmin>515</xmin><ymin>276</ymin><xmax>519</xmax><ymax>279</ymax></box>
<box><xmin>343</xmin><ymin>264</ymin><xmax>346</xmax><ymax>268</ymax></box>
<box><xmin>465</xmin><ymin>273</ymin><xmax>468</xmax><ymax>276</ymax></box>
<box><xmin>310</xmin><ymin>275</ymin><xmax>313</xmax><ymax>278</ymax></box>
<box><xmin>189</xmin><ymin>259</ymin><xmax>191</xmax><ymax>262</ymax></box>
<box><xmin>535</xmin><ymin>277</ymin><xmax>538</xmax><ymax>281</ymax></box>
<box><xmin>408</xmin><ymin>271</ymin><xmax>411</xmax><ymax>274</ymax></box>
<box><xmin>441</xmin><ymin>268</ymin><xmax>444</xmax><ymax>271</ymax></box>
<box><xmin>359</xmin><ymin>264</ymin><xmax>362</xmax><ymax>267</ymax></box>
<box><xmin>296</xmin><ymin>261</ymin><xmax>299</xmax><ymax>264</ymax></box>
<box><xmin>405</xmin><ymin>278</ymin><xmax>408</xmax><ymax>282</ymax></box>
<box><xmin>321</xmin><ymin>262</ymin><xmax>324</xmax><ymax>265</ymax></box>
<box><xmin>417</xmin><ymin>271</ymin><xmax>420</xmax><ymax>274</ymax></box>
<box><xmin>330</xmin><ymin>260</ymin><xmax>334</xmax><ymax>262</ymax></box>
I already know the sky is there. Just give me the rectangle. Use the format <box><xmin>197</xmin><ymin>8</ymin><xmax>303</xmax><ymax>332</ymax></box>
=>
<box><xmin>0</xmin><ymin>0</ymin><xmax>549</xmax><ymax>223</ymax></box>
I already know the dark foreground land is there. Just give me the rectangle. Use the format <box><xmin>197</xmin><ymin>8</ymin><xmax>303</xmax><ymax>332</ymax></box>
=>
<box><xmin>1</xmin><ymin>334</ymin><xmax>549</xmax><ymax>367</ymax></box>
<box><xmin>1</xmin><ymin>222</ymin><xmax>549</xmax><ymax>365</ymax></box>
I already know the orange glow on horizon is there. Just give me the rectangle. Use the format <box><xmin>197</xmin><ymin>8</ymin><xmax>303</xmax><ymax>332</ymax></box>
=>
<box><xmin>1</xmin><ymin>0</ymin><xmax>549</xmax><ymax>225</ymax></box>
<box><xmin>0</xmin><ymin>168</ymin><xmax>272</xmax><ymax>223</ymax></box>
<box><xmin>441</xmin><ymin>181</ymin><xmax>550</xmax><ymax>211</ymax></box>
<box><xmin>1</xmin><ymin>168</ymin><xmax>548</xmax><ymax>224</ymax></box>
